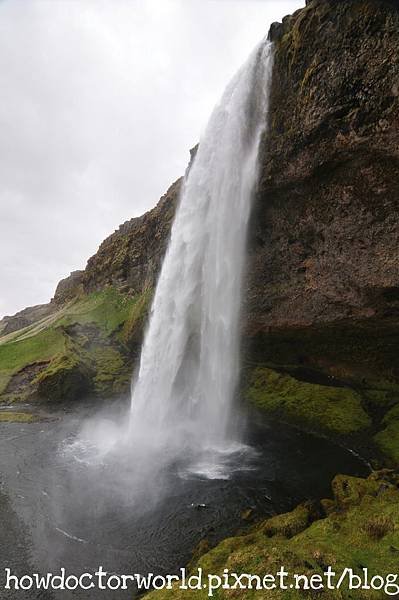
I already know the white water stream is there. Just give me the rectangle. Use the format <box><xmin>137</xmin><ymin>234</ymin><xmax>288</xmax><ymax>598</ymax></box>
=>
<box><xmin>129</xmin><ymin>41</ymin><xmax>274</xmax><ymax>473</ymax></box>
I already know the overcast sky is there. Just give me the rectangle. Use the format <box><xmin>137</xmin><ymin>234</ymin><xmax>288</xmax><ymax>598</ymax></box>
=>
<box><xmin>0</xmin><ymin>0</ymin><xmax>304</xmax><ymax>318</ymax></box>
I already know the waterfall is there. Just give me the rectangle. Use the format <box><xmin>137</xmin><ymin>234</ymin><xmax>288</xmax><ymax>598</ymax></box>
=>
<box><xmin>129</xmin><ymin>40</ymin><xmax>274</xmax><ymax>471</ymax></box>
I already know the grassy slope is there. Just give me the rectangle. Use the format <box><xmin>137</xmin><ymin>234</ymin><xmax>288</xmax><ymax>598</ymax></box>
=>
<box><xmin>0</xmin><ymin>328</ymin><xmax>66</xmax><ymax>395</ymax></box>
<box><xmin>0</xmin><ymin>288</ymin><xmax>147</xmax><ymax>401</ymax></box>
<box><xmin>57</xmin><ymin>289</ymin><xmax>137</xmax><ymax>335</ymax></box>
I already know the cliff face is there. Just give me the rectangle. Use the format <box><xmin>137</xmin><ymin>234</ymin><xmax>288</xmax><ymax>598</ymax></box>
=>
<box><xmin>242</xmin><ymin>0</ymin><xmax>399</xmax><ymax>465</ymax></box>
<box><xmin>248</xmin><ymin>0</ymin><xmax>399</xmax><ymax>337</ymax></box>
<box><xmin>242</xmin><ymin>0</ymin><xmax>399</xmax><ymax>467</ymax></box>
<box><xmin>245</xmin><ymin>1</ymin><xmax>398</xmax><ymax>362</ymax></box>
<box><xmin>82</xmin><ymin>178</ymin><xmax>181</xmax><ymax>296</ymax></box>
<box><xmin>0</xmin><ymin>0</ymin><xmax>398</xmax><ymax>463</ymax></box>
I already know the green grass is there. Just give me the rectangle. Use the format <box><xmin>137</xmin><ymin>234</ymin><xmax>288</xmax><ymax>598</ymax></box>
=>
<box><xmin>246</xmin><ymin>367</ymin><xmax>371</xmax><ymax>436</ymax></box>
<box><xmin>0</xmin><ymin>288</ymin><xmax>144</xmax><ymax>401</ymax></box>
<box><xmin>58</xmin><ymin>288</ymin><xmax>138</xmax><ymax>335</ymax></box>
<box><xmin>0</xmin><ymin>411</ymin><xmax>39</xmax><ymax>423</ymax></box>
<box><xmin>92</xmin><ymin>346</ymin><xmax>130</xmax><ymax>395</ymax></box>
<box><xmin>121</xmin><ymin>286</ymin><xmax>152</xmax><ymax>343</ymax></box>
<box><xmin>0</xmin><ymin>329</ymin><xmax>65</xmax><ymax>394</ymax></box>
<box><xmin>0</xmin><ymin>371</ymin><xmax>12</xmax><ymax>396</ymax></box>
<box><xmin>0</xmin><ymin>328</ymin><xmax>65</xmax><ymax>372</ymax></box>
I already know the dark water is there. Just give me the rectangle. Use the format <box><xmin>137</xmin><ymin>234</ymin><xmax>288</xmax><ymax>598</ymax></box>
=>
<box><xmin>0</xmin><ymin>403</ymin><xmax>368</xmax><ymax>599</ymax></box>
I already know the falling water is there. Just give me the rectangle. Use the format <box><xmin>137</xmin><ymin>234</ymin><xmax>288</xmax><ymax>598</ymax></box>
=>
<box><xmin>129</xmin><ymin>40</ymin><xmax>274</xmax><ymax>472</ymax></box>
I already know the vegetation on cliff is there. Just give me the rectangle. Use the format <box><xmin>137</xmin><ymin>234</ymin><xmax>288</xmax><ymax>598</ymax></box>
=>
<box><xmin>247</xmin><ymin>367</ymin><xmax>371</xmax><ymax>436</ymax></box>
<box><xmin>0</xmin><ymin>287</ymin><xmax>148</xmax><ymax>403</ymax></box>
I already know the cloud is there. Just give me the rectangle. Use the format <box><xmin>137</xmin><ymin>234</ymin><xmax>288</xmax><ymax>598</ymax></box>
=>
<box><xmin>0</xmin><ymin>0</ymin><xmax>304</xmax><ymax>317</ymax></box>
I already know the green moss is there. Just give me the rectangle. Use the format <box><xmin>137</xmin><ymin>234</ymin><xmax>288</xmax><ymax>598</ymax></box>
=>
<box><xmin>121</xmin><ymin>287</ymin><xmax>152</xmax><ymax>344</ymax></box>
<box><xmin>146</xmin><ymin>472</ymin><xmax>399</xmax><ymax>600</ymax></box>
<box><xmin>374</xmin><ymin>415</ymin><xmax>399</xmax><ymax>467</ymax></box>
<box><xmin>0</xmin><ymin>411</ymin><xmax>38</xmax><ymax>423</ymax></box>
<box><xmin>382</xmin><ymin>404</ymin><xmax>399</xmax><ymax>424</ymax></box>
<box><xmin>261</xmin><ymin>503</ymin><xmax>313</xmax><ymax>539</ymax></box>
<box><xmin>246</xmin><ymin>368</ymin><xmax>371</xmax><ymax>436</ymax></box>
<box><xmin>32</xmin><ymin>336</ymin><xmax>93</xmax><ymax>402</ymax></box>
<box><xmin>92</xmin><ymin>346</ymin><xmax>130</xmax><ymax>395</ymax></box>
<box><xmin>363</xmin><ymin>388</ymin><xmax>398</xmax><ymax>411</ymax></box>
<box><xmin>0</xmin><ymin>287</ymin><xmax>144</xmax><ymax>402</ymax></box>
<box><xmin>276</xmin><ymin>4</ymin><xmax>316</xmax><ymax>74</ymax></box>
<box><xmin>0</xmin><ymin>329</ymin><xmax>65</xmax><ymax>374</ymax></box>
<box><xmin>58</xmin><ymin>288</ymin><xmax>137</xmax><ymax>335</ymax></box>
<box><xmin>300</xmin><ymin>61</ymin><xmax>318</xmax><ymax>90</ymax></box>
<box><xmin>279</xmin><ymin>21</ymin><xmax>302</xmax><ymax>68</ymax></box>
<box><xmin>0</xmin><ymin>329</ymin><xmax>65</xmax><ymax>395</ymax></box>
<box><xmin>331</xmin><ymin>473</ymin><xmax>381</xmax><ymax>510</ymax></box>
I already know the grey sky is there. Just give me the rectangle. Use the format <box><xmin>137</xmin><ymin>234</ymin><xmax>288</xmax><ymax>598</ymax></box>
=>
<box><xmin>0</xmin><ymin>0</ymin><xmax>304</xmax><ymax>318</ymax></box>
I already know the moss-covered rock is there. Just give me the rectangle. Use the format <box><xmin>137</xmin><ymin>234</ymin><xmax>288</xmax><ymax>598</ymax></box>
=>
<box><xmin>261</xmin><ymin>502</ymin><xmax>317</xmax><ymax>539</ymax></box>
<box><xmin>374</xmin><ymin>405</ymin><xmax>399</xmax><ymax>467</ymax></box>
<box><xmin>121</xmin><ymin>286</ymin><xmax>153</xmax><ymax>354</ymax></box>
<box><xmin>245</xmin><ymin>365</ymin><xmax>399</xmax><ymax>466</ymax></box>
<box><xmin>0</xmin><ymin>411</ymin><xmax>39</xmax><ymax>423</ymax></box>
<box><xmin>92</xmin><ymin>346</ymin><xmax>131</xmax><ymax>396</ymax></box>
<box><xmin>246</xmin><ymin>367</ymin><xmax>371</xmax><ymax>436</ymax></box>
<box><xmin>330</xmin><ymin>473</ymin><xmax>382</xmax><ymax>511</ymax></box>
<box><xmin>0</xmin><ymin>287</ymin><xmax>151</xmax><ymax>403</ymax></box>
<box><xmin>33</xmin><ymin>340</ymin><xmax>94</xmax><ymax>402</ymax></box>
<box><xmin>146</xmin><ymin>472</ymin><xmax>399</xmax><ymax>599</ymax></box>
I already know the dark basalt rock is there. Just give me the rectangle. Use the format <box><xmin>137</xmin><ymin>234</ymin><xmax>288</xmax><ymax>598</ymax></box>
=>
<box><xmin>82</xmin><ymin>177</ymin><xmax>181</xmax><ymax>296</ymax></box>
<box><xmin>245</xmin><ymin>0</ymin><xmax>399</xmax><ymax>388</ymax></box>
<box><xmin>52</xmin><ymin>270</ymin><xmax>84</xmax><ymax>305</ymax></box>
<box><xmin>268</xmin><ymin>21</ymin><xmax>283</xmax><ymax>42</ymax></box>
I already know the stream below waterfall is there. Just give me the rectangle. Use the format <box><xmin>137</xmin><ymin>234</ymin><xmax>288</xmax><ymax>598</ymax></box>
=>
<box><xmin>0</xmin><ymin>401</ymin><xmax>368</xmax><ymax>599</ymax></box>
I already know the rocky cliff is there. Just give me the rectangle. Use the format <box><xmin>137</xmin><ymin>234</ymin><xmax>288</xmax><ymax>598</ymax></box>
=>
<box><xmin>247</xmin><ymin>0</ymin><xmax>399</xmax><ymax>373</ymax></box>
<box><xmin>0</xmin><ymin>178</ymin><xmax>180</xmax><ymax>404</ymax></box>
<box><xmin>82</xmin><ymin>178</ymin><xmax>181</xmax><ymax>296</ymax></box>
<box><xmin>244</xmin><ymin>0</ymin><xmax>399</xmax><ymax>466</ymax></box>
<box><xmin>0</xmin><ymin>0</ymin><xmax>398</xmax><ymax>466</ymax></box>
